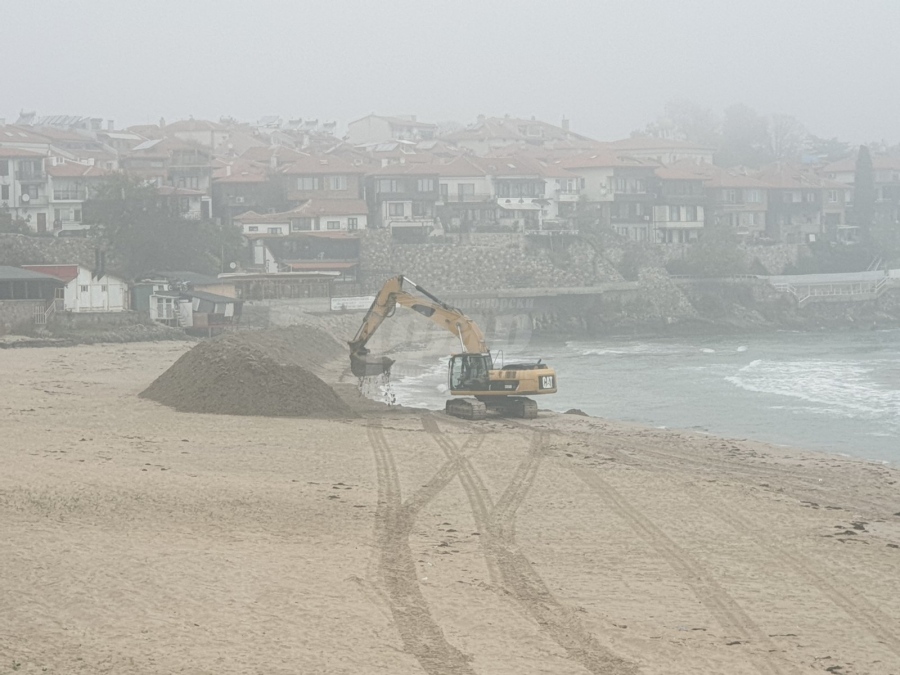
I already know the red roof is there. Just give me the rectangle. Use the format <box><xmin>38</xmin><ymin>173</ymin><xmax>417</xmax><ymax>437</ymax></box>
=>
<box><xmin>560</xmin><ymin>151</ymin><xmax>655</xmax><ymax>170</ymax></box>
<box><xmin>755</xmin><ymin>163</ymin><xmax>847</xmax><ymax>189</ymax></box>
<box><xmin>236</xmin><ymin>199</ymin><xmax>367</xmax><ymax>223</ymax></box>
<box><xmin>822</xmin><ymin>154</ymin><xmax>900</xmax><ymax>173</ymax></box>
<box><xmin>22</xmin><ymin>264</ymin><xmax>79</xmax><ymax>283</ymax></box>
<box><xmin>46</xmin><ymin>162</ymin><xmax>112</xmax><ymax>178</ymax></box>
<box><xmin>0</xmin><ymin>147</ymin><xmax>47</xmax><ymax>158</ymax></box>
<box><xmin>607</xmin><ymin>136</ymin><xmax>717</xmax><ymax>152</ymax></box>
<box><xmin>166</xmin><ymin>119</ymin><xmax>227</xmax><ymax>132</ymax></box>
<box><xmin>281</xmin><ymin>154</ymin><xmax>366</xmax><ymax>175</ymax></box>
<box><xmin>368</xmin><ymin>162</ymin><xmax>441</xmax><ymax>177</ymax></box>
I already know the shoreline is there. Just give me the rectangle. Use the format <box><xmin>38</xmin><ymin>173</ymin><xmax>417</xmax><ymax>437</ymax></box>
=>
<box><xmin>2</xmin><ymin>341</ymin><xmax>900</xmax><ymax>673</ymax></box>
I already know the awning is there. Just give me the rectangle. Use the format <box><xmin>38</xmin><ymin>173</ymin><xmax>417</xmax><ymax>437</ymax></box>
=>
<box><xmin>498</xmin><ymin>200</ymin><xmax>541</xmax><ymax>211</ymax></box>
<box><xmin>287</xmin><ymin>261</ymin><xmax>359</xmax><ymax>271</ymax></box>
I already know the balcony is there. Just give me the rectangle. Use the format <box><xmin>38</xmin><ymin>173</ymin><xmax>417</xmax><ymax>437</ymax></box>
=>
<box><xmin>440</xmin><ymin>193</ymin><xmax>494</xmax><ymax>203</ymax></box>
<box><xmin>556</xmin><ymin>190</ymin><xmax>580</xmax><ymax>202</ymax></box>
<box><xmin>53</xmin><ymin>190</ymin><xmax>87</xmax><ymax>201</ymax></box>
<box><xmin>17</xmin><ymin>172</ymin><xmax>46</xmax><ymax>183</ymax></box>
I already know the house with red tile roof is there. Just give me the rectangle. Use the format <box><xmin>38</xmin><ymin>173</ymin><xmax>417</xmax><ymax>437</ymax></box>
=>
<box><xmin>755</xmin><ymin>163</ymin><xmax>851</xmax><ymax>243</ymax></box>
<box><xmin>280</xmin><ymin>153</ymin><xmax>367</xmax><ymax>205</ymax></box>
<box><xmin>365</xmin><ymin>162</ymin><xmax>441</xmax><ymax>233</ymax></box>
<box><xmin>822</xmin><ymin>152</ymin><xmax>900</xmax><ymax>228</ymax></box>
<box><xmin>443</xmin><ymin>115</ymin><xmax>594</xmax><ymax>155</ymax></box>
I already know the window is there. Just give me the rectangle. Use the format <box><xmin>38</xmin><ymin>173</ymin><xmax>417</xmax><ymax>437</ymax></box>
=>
<box><xmin>745</xmin><ymin>190</ymin><xmax>761</xmax><ymax>203</ymax></box>
<box><xmin>328</xmin><ymin>175</ymin><xmax>347</xmax><ymax>191</ymax></box>
<box><xmin>458</xmin><ymin>183</ymin><xmax>475</xmax><ymax>200</ymax></box>
<box><xmin>291</xmin><ymin>218</ymin><xmax>313</xmax><ymax>231</ymax></box>
<box><xmin>1</xmin><ymin>185</ymin><xmax>8</xmax><ymax>200</ymax></box>
<box><xmin>267</xmin><ymin>226</ymin><xmax>281</xmax><ymax>234</ymax></box>
<box><xmin>417</xmin><ymin>178</ymin><xmax>434</xmax><ymax>192</ymax></box>
<box><xmin>80</xmin><ymin>285</ymin><xmax>89</xmax><ymax>293</ymax></box>
<box><xmin>614</xmin><ymin>177</ymin><xmax>626</xmax><ymax>192</ymax></box>
<box><xmin>669</xmin><ymin>205</ymin><xmax>680</xmax><ymax>221</ymax></box>
<box><xmin>792</xmin><ymin>191</ymin><xmax>802</xmax><ymax>203</ymax></box>
<box><xmin>0</xmin><ymin>160</ymin><xmax>7</xmax><ymax>176</ymax></box>
<box><xmin>724</xmin><ymin>190</ymin><xmax>738</xmax><ymax>203</ymax></box>
<box><xmin>101</xmin><ymin>285</ymin><xmax>107</xmax><ymax>292</ymax></box>
<box><xmin>829</xmin><ymin>190</ymin><xmax>838</xmax><ymax>203</ymax></box>
<box><xmin>686</xmin><ymin>205</ymin><xmax>697</xmax><ymax>221</ymax></box>
<box><xmin>412</xmin><ymin>202</ymin><xmax>426</xmax><ymax>217</ymax></box>
<box><xmin>377</xmin><ymin>179</ymin><xmax>399</xmax><ymax>193</ymax></box>
<box><xmin>326</xmin><ymin>220</ymin><xmax>340</xmax><ymax>230</ymax></box>
<box><xmin>348</xmin><ymin>217</ymin><xmax>359</xmax><ymax>230</ymax></box>
<box><xmin>24</xmin><ymin>185</ymin><xmax>39</xmax><ymax>198</ymax></box>
<box><xmin>74</xmin><ymin>209</ymin><xmax>81</xmax><ymax>222</ymax></box>
<box><xmin>804</xmin><ymin>191</ymin><xmax>816</xmax><ymax>203</ymax></box>
<box><xmin>296</xmin><ymin>176</ymin><xmax>320</xmax><ymax>191</ymax></box>
<box><xmin>248</xmin><ymin>226</ymin><xmax>259</xmax><ymax>232</ymax></box>
<box><xmin>388</xmin><ymin>202</ymin><xmax>405</xmax><ymax>217</ymax></box>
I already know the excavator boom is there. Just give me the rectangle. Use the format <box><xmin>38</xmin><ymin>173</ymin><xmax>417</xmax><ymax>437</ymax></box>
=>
<box><xmin>349</xmin><ymin>276</ymin><xmax>487</xmax><ymax>377</ymax></box>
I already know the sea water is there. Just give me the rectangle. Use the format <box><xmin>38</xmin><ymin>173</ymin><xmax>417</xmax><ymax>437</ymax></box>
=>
<box><xmin>389</xmin><ymin>329</ymin><xmax>900</xmax><ymax>464</ymax></box>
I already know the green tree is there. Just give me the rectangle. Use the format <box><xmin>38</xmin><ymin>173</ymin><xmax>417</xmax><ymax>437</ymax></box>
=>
<box><xmin>0</xmin><ymin>205</ymin><xmax>31</xmax><ymax>234</ymax></box>
<box><xmin>853</xmin><ymin>145</ymin><xmax>876</xmax><ymax>235</ymax></box>
<box><xmin>666</xmin><ymin>224</ymin><xmax>747</xmax><ymax>277</ymax></box>
<box><xmin>717</xmin><ymin>104</ymin><xmax>771</xmax><ymax>168</ymax></box>
<box><xmin>85</xmin><ymin>173</ymin><xmax>242</xmax><ymax>277</ymax></box>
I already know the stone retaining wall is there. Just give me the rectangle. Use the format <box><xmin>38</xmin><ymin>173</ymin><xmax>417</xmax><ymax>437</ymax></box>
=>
<box><xmin>0</xmin><ymin>300</ymin><xmax>44</xmax><ymax>335</ymax></box>
<box><xmin>0</xmin><ymin>233</ymin><xmax>100</xmax><ymax>268</ymax></box>
<box><xmin>358</xmin><ymin>229</ymin><xmax>622</xmax><ymax>293</ymax></box>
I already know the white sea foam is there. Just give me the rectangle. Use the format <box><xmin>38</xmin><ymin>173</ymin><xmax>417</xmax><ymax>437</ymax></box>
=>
<box><xmin>736</xmin><ymin>345</ymin><xmax>748</xmax><ymax>352</ymax></box>
<box><xmin>725</xmin><ymin>359</ymin><xmax>900</xmax><ymax>420</ymax></box>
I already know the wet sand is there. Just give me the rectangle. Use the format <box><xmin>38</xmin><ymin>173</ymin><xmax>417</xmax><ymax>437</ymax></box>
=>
<box><xmin>1</xmin><ymin>342</ymin><xmax>899</xmax><ymax>674</ymax></box>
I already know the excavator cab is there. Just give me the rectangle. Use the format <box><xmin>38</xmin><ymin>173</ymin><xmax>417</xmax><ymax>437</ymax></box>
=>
<box><xmin>449</xmin><ymin>353</ymin><xmax>493</xmax><ymax>392</ymax></box>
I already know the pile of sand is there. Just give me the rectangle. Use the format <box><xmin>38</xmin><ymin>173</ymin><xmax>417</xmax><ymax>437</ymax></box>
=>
<box><xmin>140</xmin><ymin>326</ymin><xmax>354</xmax><ymax>418</ymax></box>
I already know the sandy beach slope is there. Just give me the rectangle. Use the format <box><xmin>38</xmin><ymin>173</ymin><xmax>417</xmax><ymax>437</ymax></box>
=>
<box><xmin>1</xmin><ymin>341</ymin><xmax>899</xmax><ymax>674</ymax></box>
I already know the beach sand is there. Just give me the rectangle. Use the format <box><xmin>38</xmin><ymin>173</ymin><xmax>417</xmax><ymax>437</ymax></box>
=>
<box><xmin>1</xmin><ymin>341</ymin><xmax>899</xmax><ymax>674</ymax></box>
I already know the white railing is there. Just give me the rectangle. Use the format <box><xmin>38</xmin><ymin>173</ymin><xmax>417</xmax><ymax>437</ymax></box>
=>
<box><xmin>33</xmin><ymin>299</ymin><xmax>61</xmax><ymax>325</ymax></box>
<box><xmin>775</xmin><ymin>279</ymin><xmax>889</xmax><ymax>306</ymax></box>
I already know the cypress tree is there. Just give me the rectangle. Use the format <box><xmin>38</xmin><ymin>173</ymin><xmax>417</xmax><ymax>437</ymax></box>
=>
<box><xmin>854</xmin><ymin>145</ymin><xmax>876</xmax><ymax>235</ymax></box>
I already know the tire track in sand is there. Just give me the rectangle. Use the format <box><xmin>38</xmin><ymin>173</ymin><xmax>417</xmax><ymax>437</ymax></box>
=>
<box><xmin>367</xmin><ymin>420</ymin><xmax>476</xmax><ymax>674</ymax></box>
<box><xmin>570</xmin><ymin>467</ymin><xmax>794</xmax><ymax>675</ymax></box>
<box><xmin>424</xmin><ymin>416</ymin><xmax>638</xmax><ymax>675</ymax></box>
<box><xmin>708</xmin><ymin>503</ymin><xmax>900</xmax><ymax>659</ymax></box>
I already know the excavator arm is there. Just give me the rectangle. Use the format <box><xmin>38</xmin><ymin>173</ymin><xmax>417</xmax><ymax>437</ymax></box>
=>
<box><xmin>349</xmin><ymin>275</ymin><xmax>488</xmax><ymax>377</ymax></box>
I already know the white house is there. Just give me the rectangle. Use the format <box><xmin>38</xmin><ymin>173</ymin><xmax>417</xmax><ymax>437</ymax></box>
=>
<box><xmin>21</xmin><ymin>264</ymin><xmax>129</xmax><ymax>312</ymax></box>
<box><xmin>347</xmin><ymin>115</ymin><xmax>437</xmax><ymax>145</ymax></box>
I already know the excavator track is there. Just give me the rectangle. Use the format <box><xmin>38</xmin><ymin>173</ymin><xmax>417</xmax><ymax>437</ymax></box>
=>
<box><xmin>485</xmin><ymin>396</ymin><xmax>538</xmax><ymax>419</ymax></box>
<box><xmin>445</xmin><ymin>398</ymin><xmax>487</xmax><ymax>421</ymax></box>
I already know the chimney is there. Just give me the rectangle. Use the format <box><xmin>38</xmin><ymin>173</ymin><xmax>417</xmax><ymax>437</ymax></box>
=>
<box><xmin>107</xmin><ymin>120</ymin><xmax>114</xmax><ymax>131</ymax></box>
<box><xmin>561</xmin><ymin>117</ymin><xmax>570</xmax><ymax>132</ymax></box>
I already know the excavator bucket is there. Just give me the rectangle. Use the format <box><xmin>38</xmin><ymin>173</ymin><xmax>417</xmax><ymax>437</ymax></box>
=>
<box><xmin>350</xmin><ymin>352</ymin><xmax>395</xmax><ymax>378</ymax></box>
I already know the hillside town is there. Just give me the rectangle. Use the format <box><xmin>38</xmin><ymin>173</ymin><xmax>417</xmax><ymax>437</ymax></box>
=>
<box><xmin>2</xmin><ymin>110</ymin><xmax>899</xmax><ymax>337</ymax></box>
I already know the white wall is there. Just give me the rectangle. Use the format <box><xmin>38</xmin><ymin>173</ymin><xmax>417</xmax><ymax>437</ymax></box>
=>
<box><xmin>346</xmin><ymin>117</ymin><xmax>392</xmax><ymax>145</ymax></box>
<box><xmin>65</xmin><ymin>267</ymin><xmax>128</xmax><ymax>312</ymax></box>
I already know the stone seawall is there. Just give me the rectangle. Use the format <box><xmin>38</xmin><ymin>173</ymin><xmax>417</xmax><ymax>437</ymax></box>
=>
<box><xmin>358</xmin><ymin>229</ymin><xmax>622</xmax><ymax>294</ymax></box>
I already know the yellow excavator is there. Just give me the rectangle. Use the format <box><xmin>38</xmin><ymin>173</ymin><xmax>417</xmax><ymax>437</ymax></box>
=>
<box><xmin>349</xmin><ymin>275</ymin><xmax>557</xmax><ymax>420</ymax></box>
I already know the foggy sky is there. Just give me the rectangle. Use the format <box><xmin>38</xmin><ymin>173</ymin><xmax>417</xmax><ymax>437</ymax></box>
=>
<box><xmin>3</xmin><ymin>0</ymin><xmax>899</xmax><ymax>144</ymax></box>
